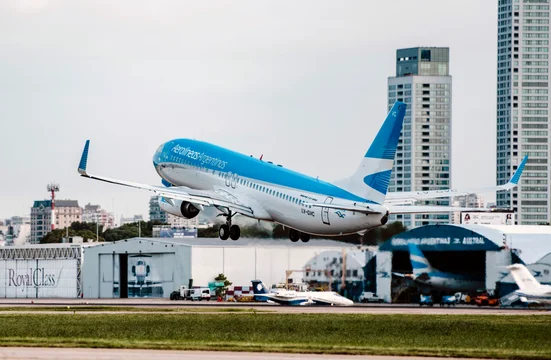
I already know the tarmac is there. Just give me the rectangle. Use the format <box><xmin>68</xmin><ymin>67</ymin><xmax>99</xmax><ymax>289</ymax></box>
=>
<box><xmin>0</xmin><ymin>348</ymin><xmax>497</xmax><ymax>360</ymax></box>
<box><xmin>0</xmin><ymin>298</ymin><xmax>548</xmax><ymax>315</ymax></box>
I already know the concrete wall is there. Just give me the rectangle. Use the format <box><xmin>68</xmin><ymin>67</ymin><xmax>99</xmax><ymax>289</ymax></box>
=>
<box><xmin>190</xmin><ymin>246</ymin><xmax>336</xmax><ymax>287</ymax></box>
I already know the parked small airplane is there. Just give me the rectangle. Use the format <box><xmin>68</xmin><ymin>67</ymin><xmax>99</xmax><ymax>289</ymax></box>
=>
<box><xmin>502</xmin><ymin>264</ymin><xmax>551</xmax><ymax>305</ymax></box>
<box><xmin>394</xmin><ymin>243</ymin><xmax>485</xmax><ymax>293</ymax></box>
<box><xmin>251</xmin><ymin>280</ymin><xmax>353</xmax><ymax>306</ymax></box>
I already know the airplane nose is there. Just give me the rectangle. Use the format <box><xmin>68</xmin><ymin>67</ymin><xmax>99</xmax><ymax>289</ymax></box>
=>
<box><xmin>152</xmin><ymin>142</ymin><xmax>166</xmax><ymax>167</ymax></box>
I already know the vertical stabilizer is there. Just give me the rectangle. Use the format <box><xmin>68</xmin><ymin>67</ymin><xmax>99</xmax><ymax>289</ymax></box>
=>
<box><xmin>508</xmin><ymin>264</ymin><xmax>541</xmax><ymax>292</ymax></box>
<box><xmin>336</xmin><ymin>101</ymin><xmax>406</xmax><ymax>204</ymax></box>
<box><xmin>408</xmin><ymin>242</ymin><xmax>435</xmax><ymax>278</ymax></box>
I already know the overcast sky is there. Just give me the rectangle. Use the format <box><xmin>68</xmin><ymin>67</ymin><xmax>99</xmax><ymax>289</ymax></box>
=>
<box><xmin>0</xmin><ymin>0</ymin><xmax>498</xmax><ymax>221</ymax></box>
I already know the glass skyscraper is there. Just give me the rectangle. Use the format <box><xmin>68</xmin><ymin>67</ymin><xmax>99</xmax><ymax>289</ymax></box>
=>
<box><xmin>497</xmin><ymin>0</ymin><xmax>550</xmax><ymax>225</ymax></box>
<box><xmin>387</xmin><ymin>47</ymin><xmax>452</xmax><ymax>229</ymax></box>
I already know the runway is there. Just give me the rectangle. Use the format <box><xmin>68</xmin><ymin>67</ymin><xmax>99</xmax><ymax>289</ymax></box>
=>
<box><xmin>0</xmin><ymin>348</ymin><xmax>494</xmax><ymax>360</ymax></box>
<box><xmin>0</xmin><ymin>298</ymin><xmax>548</xmax><ymax>315</ymax></box>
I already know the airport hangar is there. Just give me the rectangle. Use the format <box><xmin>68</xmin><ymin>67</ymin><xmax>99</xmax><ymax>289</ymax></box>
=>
<box><xmin>376</xmin><ymin>224</ymin><xmax>551</xmax><ymax>302</ymax></box>
<box><xmin>81</xmin><ymin>238</ymin><xmax>357</xmax><ymax>299</ymax></box>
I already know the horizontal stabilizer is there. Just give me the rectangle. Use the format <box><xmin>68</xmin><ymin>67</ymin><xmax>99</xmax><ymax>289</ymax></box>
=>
<box><xmin>385</xmin><ymin>155</ymin><xmax>528</xmax><ymax>204</ymax></box>
<box><xmin>388</xmin><ymin>205</ymin><xmax>491</xmax><ymax>214</ymax></box>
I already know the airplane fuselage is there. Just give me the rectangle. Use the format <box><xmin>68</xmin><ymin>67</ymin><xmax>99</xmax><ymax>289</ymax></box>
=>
<box><xmin>418</xmin><ymin>273</ymin><xmax>485</xmax><ymax>293</ymax></box>
<box><xmin>153</xmin><ymin>139</ymin><xmax>387</xmax><ymax>236</ymax></box>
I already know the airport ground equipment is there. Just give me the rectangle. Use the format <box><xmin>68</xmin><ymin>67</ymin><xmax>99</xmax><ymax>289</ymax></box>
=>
<box><xmin>419</xmin><ymin>294</ymin><xmax>434</xmax><ymax>307</ymax></box>
<box><xmin>170</xmin><ymin>286</ymin><xmax>212</xmax><ymax>301</ymax></box>
<box><xmin>440</xmin><ymin>295</ymin><xmax>457</xmax><ymax>307</ymax></box>
<box><xmin>359</xmin><ymin>292</ymin><xmax>383</xmax><ymax>303</ymax></box>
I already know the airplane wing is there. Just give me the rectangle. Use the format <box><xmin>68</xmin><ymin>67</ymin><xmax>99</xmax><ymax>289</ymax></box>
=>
<box><xmin>385</xmin><ymin>155</ymin><xmax>528</xmax><ymax>204</ymax></box>
<box><xmin>77</xmin><ymin>140</ymin><xmax>254</xmax><ymax>216</ymax></box>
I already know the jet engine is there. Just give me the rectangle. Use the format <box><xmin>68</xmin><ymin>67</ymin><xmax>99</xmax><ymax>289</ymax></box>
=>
<box><xmin>159</xmin><ymin>198</ymin><xmax>200</xmax><ymax>219</ymax></box>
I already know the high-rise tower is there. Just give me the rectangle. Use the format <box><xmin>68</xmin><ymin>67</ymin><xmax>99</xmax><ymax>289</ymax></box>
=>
<box><xmin>496</xmin><ymin>0</ymin><xmax>550</xmax><ymax>225</ymax></box>
<box><xmin>387</xmin><ymin>47</ymin><xmax>452</xmax><ymax>228</ymax></box>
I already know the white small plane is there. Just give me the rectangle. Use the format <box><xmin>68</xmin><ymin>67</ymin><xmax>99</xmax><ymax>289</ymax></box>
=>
<box><xmin>251</xmin><ymin>280</ymin><xmax>353</xmax><ymax>306</ymax></box>
<box><xmin>77</xmin><ymin>101</ymin><xmax>526</xmax><ymax>242</ymax></box>
<box><xmin>505</xmin><ymin>264</ymin><xmax>551</xmax><ymax>305</ymax></box>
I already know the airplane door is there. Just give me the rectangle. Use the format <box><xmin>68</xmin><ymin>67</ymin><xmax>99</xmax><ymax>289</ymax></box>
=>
<box><xmin>322</xmin><ymin>197</ymin><xmax>333</xmax><ymax>225</ymax></box>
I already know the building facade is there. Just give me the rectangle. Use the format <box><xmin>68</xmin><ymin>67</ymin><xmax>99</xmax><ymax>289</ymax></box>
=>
<box><xmin>120</xmin><ymin>215</ymin><xmax>144</xmax><ymax>226</ymax></box>
<box><xmin>149</xmin><ymin>196</ymin><xmax>168</xmax><ymax>223</ymax></box>
<box><xmin>497</xmin><ymin>0</ymin><xmax>551</xmax><ymax>225</ymax></box>
<box><xmin>82</xmin><ymin>203</ymin><xmax>115</xmax><ymax>231</ymax></box>
<box><xmin>388</xmin><ymin>47</ymin><xmax>452</xmax><ymax>228</ymax></box>
<box><xmin>30</xmin><ymin>200</ymin><xmax>81</xmax><ymax>244</ymax></box>
<box><xmin>452</xmin><ymin>194</ymin><xmax>486</xmax><ymax>224</ymax></box>
<box><xmin>149</xmin><ymin>196</ymin><xmax>199</xmax><ymax>228</ymax></box>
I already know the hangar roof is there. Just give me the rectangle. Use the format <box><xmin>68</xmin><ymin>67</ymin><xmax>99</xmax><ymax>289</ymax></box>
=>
<box><xmin>380</xmin><ymin>224</ymin><xmax>551</xmax><ymax>264</ymax></box>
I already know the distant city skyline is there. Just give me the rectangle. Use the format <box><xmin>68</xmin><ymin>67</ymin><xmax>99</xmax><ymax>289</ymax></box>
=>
<box><xmin>0</xmin><ymin>1</ymin><xmax>499</xmax><ymax>220</ymax></box>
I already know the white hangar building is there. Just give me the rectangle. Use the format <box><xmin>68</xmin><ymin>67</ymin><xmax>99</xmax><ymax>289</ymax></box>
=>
<box><xmin>82</xmin><ymin>238</ymin><xmax>356</xmax><ymax>299</ymax></box>
<box><xmin>0</xmin><ymin>244</ymin><xmax>84</xmax><ymax>298</ymax></box>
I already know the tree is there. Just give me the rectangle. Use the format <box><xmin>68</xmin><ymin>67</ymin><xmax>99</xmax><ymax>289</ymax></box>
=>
<box><xmin>70</xmin><ymin>221</ymin><xmax>100</xmax><ymax>234</ymax></box>
<box><xmin>40</xmin><ymin>229</ymin><xmax>71</xmax><ymax>244</ymax></box>
<box><xmin>102</xmin><ymin>221</ymin><xmax>167</xmax><ymax>241</ymax></box>
<box><xmin>198</xmin><ymin>226</ymin><xmax>219</xmax><ymax>238</ymax></box>
<box><xmin>214</xmin><ymin>273</ymin><xmax>232</xmax><ymax>299</ymax></box>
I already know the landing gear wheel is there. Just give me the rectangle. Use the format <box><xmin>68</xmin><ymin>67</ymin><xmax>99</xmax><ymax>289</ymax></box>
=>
<box><xmin>229</xmin><ymin>225</ymin><xmax>241</xmax><ymax>240</ymax></box>
<box><xmin>219</xmin><ymin>224</ymin><xmax>230</xmax><ymax>240</ymax></box>
<box><xmin>300</xmin><ymin>233</ymin><xmax>311</xmax><ymax>243</ymax></box>
<box><xmin>289</xmin><ymin>229</ymin><xmax>300</xmax><ymax>242</ymax></box>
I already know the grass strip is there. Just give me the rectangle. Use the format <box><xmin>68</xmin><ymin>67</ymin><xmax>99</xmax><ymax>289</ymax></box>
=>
<box><xmin>0</xmin><ymin>313</ymin><xmax>549</xmax><ymax>359</ymax></box>
<box><xmin>0</xmin><ymin>306</ymin><xmax>267</xmax><ymax>313</ymax></box>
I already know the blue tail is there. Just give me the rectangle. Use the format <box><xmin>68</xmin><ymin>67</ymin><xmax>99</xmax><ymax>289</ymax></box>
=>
<box><xmin>251</xmin><ymin>280</ymin><xmax>270</xmax><ymax>302</ymax></box>
<box><xmin>408</xmin><ymin>243</ymin><xmax>434</xmax><ymax>278</ymax></box>
<box><xmin>336</xmin><ymin>101</ymin><xmax>406</xmax><ymax>204</ymax></box>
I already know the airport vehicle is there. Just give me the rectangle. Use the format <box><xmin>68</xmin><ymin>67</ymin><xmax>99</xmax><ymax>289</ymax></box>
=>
<box><xmin>170</xmin><ymin>286</ymin><xmax>212</xmax><ymax>301</ymax></box>
<box><xmin>251</xmin><ymin>280</ymin><xmax>353</xmax><ymax>306</ymax></box>
<box><xmin>77</xmin><ymin>101</ymin><xmax>526</xmax><ymax>242</ymax></box>
<box><xmin>453</xmin><ymin>292</ymin><xmax>470</xmax><ymax>304</ymax></box>
<box><xmin>474</xmin><ymin>292</ymin><xmax>498</xmax><ymax>307</ymax></box>
<box><xmin>359</xmin><ymin>291</ymin><xmax>384</xmax><ymax>303</ymax></box>
<box><xmin>419</xmin><ymin>294</ymin><xmax>433</xmax><ymax>306</ymax></box>
<box><xmin>440</xmin><ymin>295</ymin><xmax>457</xmax><ymax>307</ymax></box>
<box><xmin>502</xmin><ymin>264</ymin><xmax>551</xmax><ymax>306</ymax></box>
<box><xmin>395</xmin><ymin>243</ymin><xmax>486</xmax><ymax>293</ymax></box>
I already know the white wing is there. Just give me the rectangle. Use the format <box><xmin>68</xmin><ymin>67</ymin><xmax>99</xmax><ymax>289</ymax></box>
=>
<box><xmin>77</xmin><ymin>140</ymin><xmax>254</xmax><ymax>216</ymax></box>
<box><xmin>385</xmin><ymin>155</ymin><xmax>527</xmax><ymax>204</ymax></box>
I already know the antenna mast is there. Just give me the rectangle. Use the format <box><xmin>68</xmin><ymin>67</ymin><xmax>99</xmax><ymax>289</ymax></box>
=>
<box><xmin>47</xmin><ymin>183</ymin><xmax>60</xmax><ymax>230</ymax></box>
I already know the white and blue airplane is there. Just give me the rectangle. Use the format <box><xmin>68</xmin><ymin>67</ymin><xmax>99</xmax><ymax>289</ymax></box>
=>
<box><xmin>77</xmin><ymin>101</ymin><xmax>526</xmax><ymax>242</ymax></box>
<box><xmin>251</xmin><ymin>280</ymin><xmax>353</xmax><ymax>306</ymax></box>
<box><xmin>396</xmin><ymin>242</ymin><xmax>485</xmax><ymax>292</ymax></box>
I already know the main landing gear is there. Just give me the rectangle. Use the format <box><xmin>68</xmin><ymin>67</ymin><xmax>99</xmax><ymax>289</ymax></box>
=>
<box><xmin>218</xmin><ymin>210</ymin><xmax>240</xmax><ymax>241</ymax></box>
<box><xmin>289</xmin><ymin>229</ymin><xmax>310</xmax><ymax>243</ymax></box>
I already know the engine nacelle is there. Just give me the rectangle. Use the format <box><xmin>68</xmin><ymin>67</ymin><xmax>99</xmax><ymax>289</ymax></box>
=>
<box><xmin>159</xmin><ymin>198</ymin><xmax>200</xmax><ymax>219</ymax></box>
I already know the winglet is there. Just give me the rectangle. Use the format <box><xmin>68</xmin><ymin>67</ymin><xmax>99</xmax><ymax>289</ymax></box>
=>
<box><xmin>509</xmin><ymin>155</ymin><xmax>528</xmax><ymax>185</ymax></box>
<box><xmin>78</xmin><ymin>140</ymin><xmax>90</xmax><ymax>176</ymax></box>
